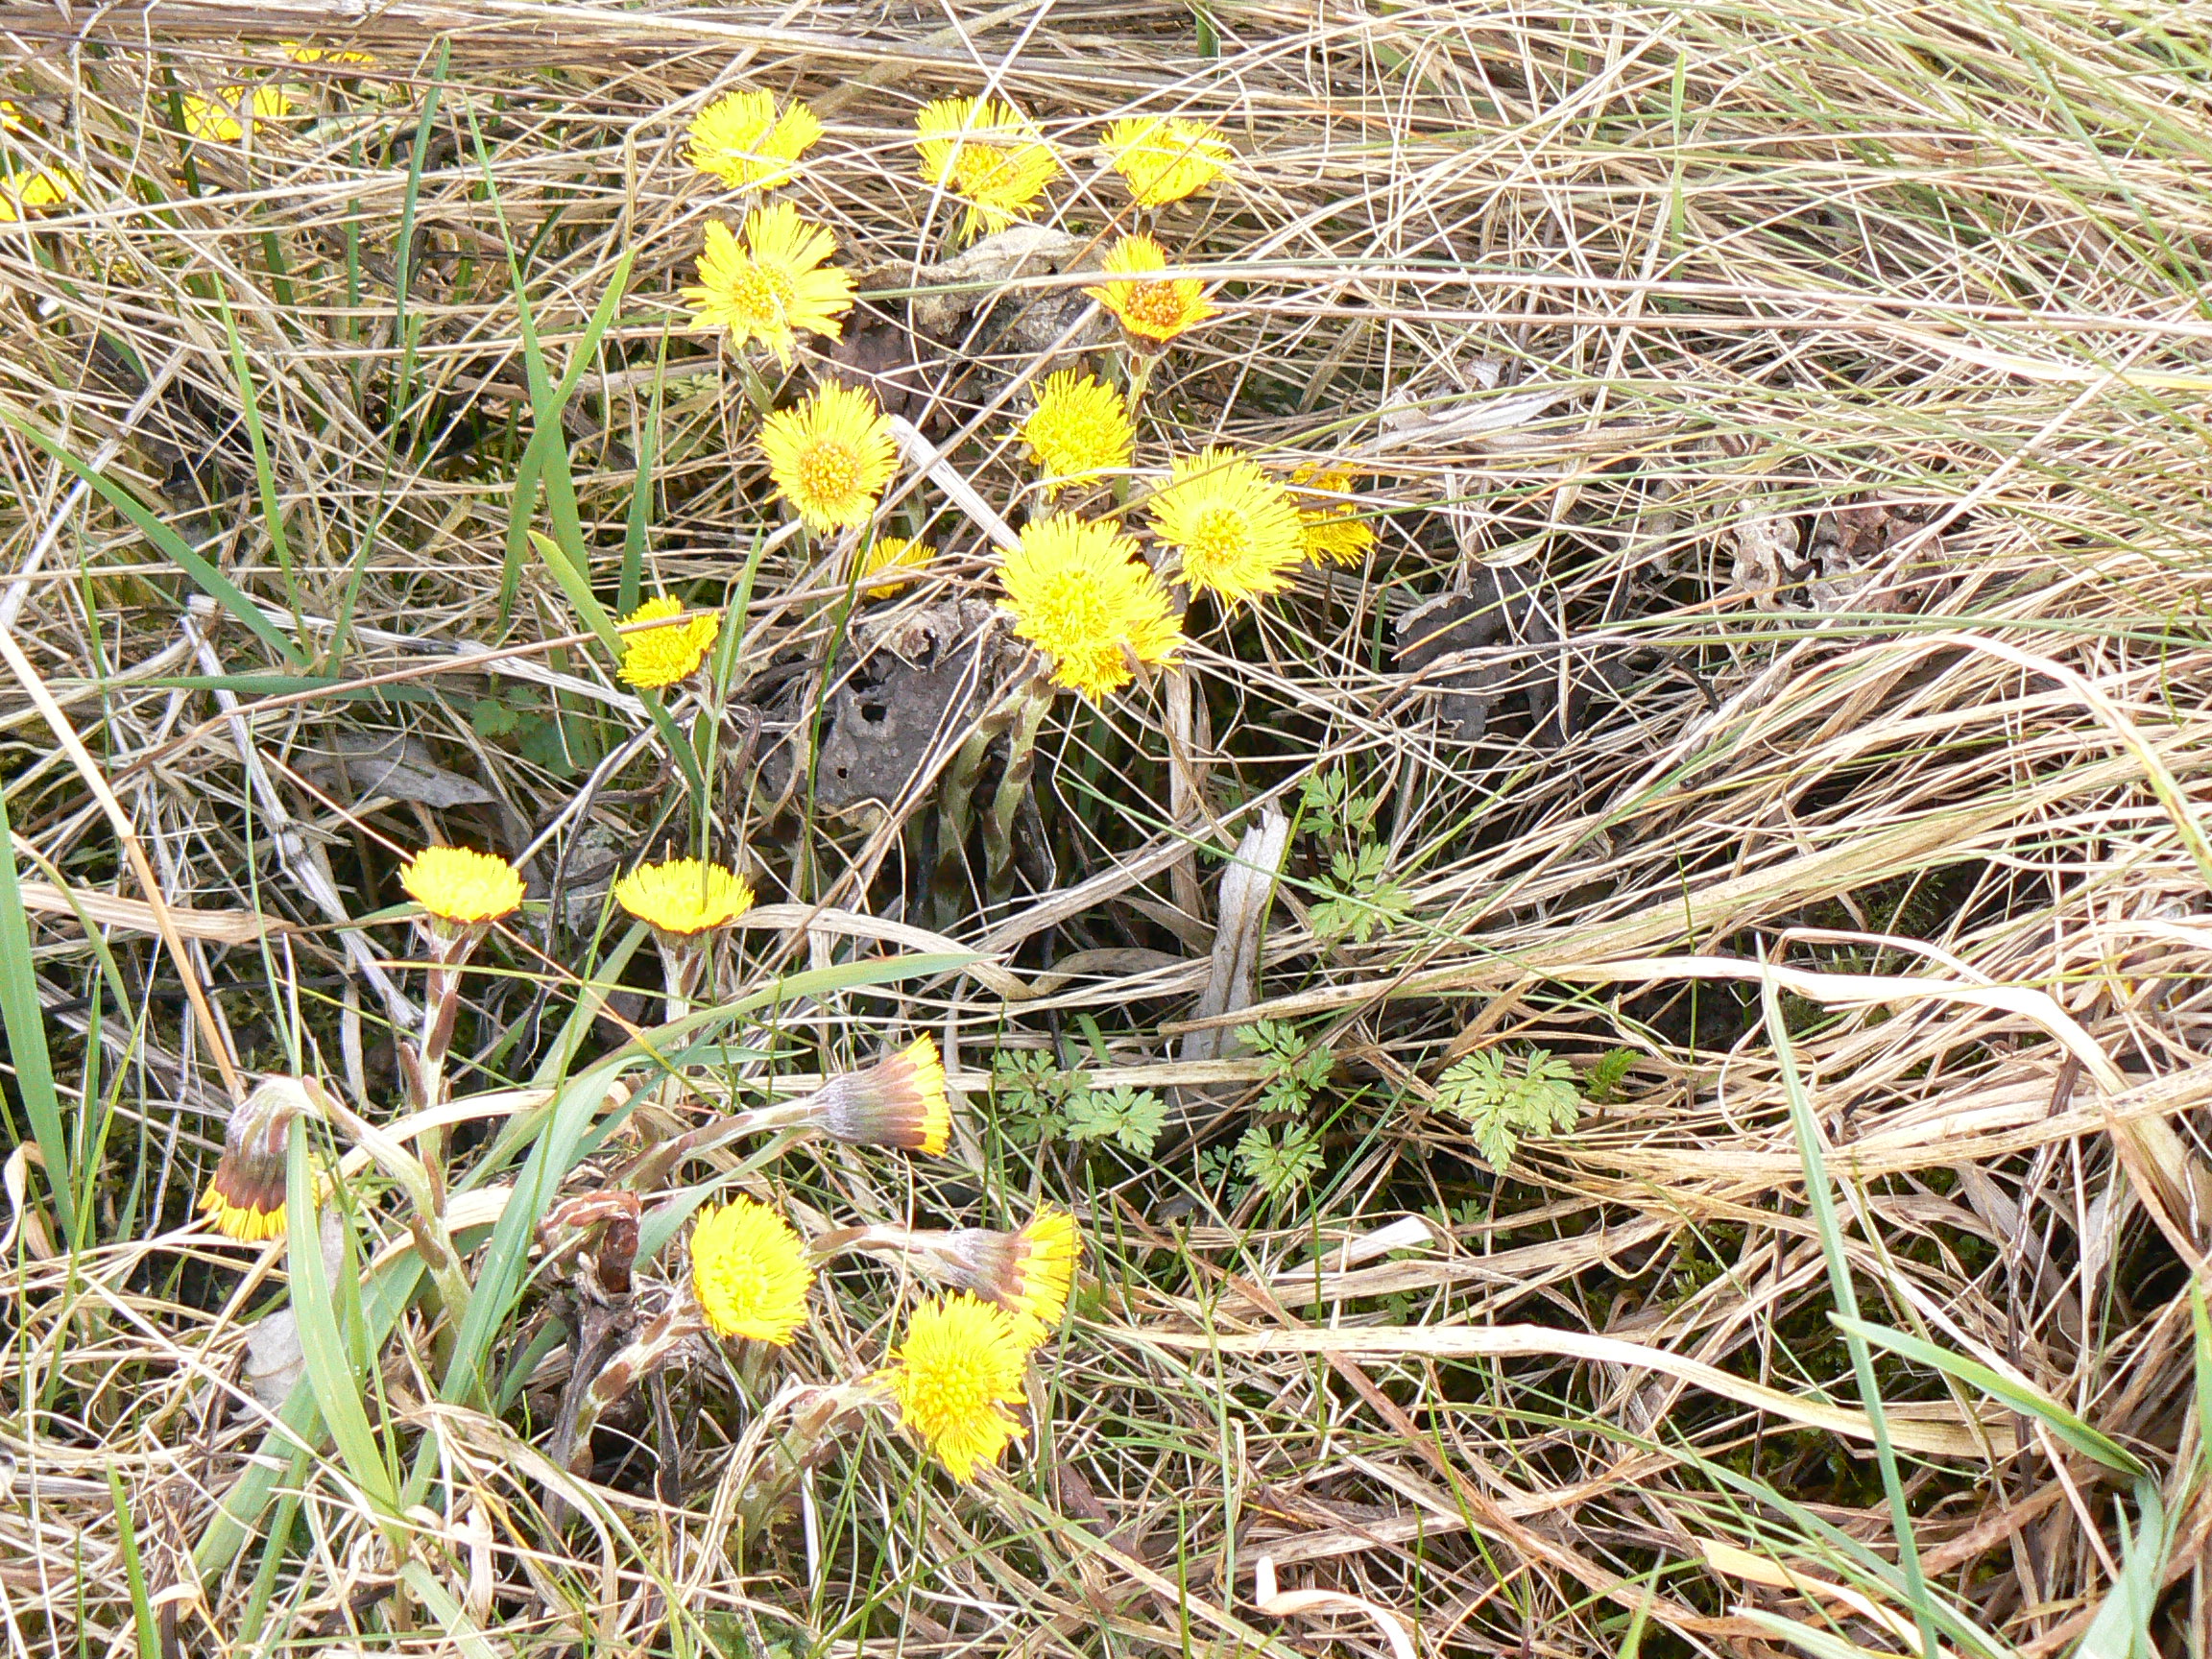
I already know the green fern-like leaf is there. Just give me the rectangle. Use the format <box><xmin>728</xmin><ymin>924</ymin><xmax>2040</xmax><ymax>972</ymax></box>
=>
<box><xmin>1433</xmin><ymin>1048</ymin><xmax>1581</xmax><ymax>1172</ymax></box>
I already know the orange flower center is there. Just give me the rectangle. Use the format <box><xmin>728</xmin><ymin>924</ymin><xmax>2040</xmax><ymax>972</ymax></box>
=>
<box><xmin>797</xmin><ymin>439</ymin><xmax>861</xmax><ymax>504</ymax></box>
<box><xmin>1118</xmin><ymin>279</ymin><xmax>1188</xmax><ymax>333</ymax></box>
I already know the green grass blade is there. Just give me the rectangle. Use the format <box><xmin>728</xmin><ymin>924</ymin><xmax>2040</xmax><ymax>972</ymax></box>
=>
<box><xmin>1762</xmin><ymin>967</ymin><xmax>1940</xmax><ymax>1659</ymax></box>
<box><xmin>0</xmin><ymin>408</ymin><xmax>305</xmax><ymax>666</ymax></box>
<box><xmin>108</xmin><ymin>1469</ymin><xmax>161</xmax><ymax>1659</ymax></box>
<box><xmin>215</xmin><ymin>292</ymin><xmax>302</xmax><ymax>638</ymax></box>
<box><xmin>0</xmin><ymin>784</ymin><xmax>73</xmax><ymax>1242</ymax></box>
<box><xmin>1832</xmin><ymin>1313</ymin><xmax>2148</xmax><ymax>1478</ymax></box>
<box><xmin>283</xmin><ymin>1125</ymin><xmax>399</xmax><ymax>1513</ymax></box>
<box><xmin>2076</xmin><ymin>1480</ymin><xmax>2174</xmax><ymax>1659</ymax></box>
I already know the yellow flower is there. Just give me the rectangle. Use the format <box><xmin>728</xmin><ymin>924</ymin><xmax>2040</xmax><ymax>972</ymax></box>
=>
<box><xmin>199</xmin><ymin>1077</ymin><xmax>318</xmax><ymax>1243</ymax></box>
<box><xmin>939</xmin><ymin>1207</ymin><xmax>1080</xmax><ymax>1327</ymax></box>
<box><xmin>759</xmin><ymin>380</ymin><xmax>898</xmax><ymax>532</ymax></box>
<box><xmin>854</xmin><ymin>536</ymin><xmax>933</xmax><ymax>600</ymax></box>
<box><xmin>181</xmin><ymin>86</ymin><xmax>294</xmax><ymax>142</ymax></box>
<box><xmin>284</xmin><ymin>43</ymin><xmax>378</xmax><ymax>65</ymax></box>
<box><xmin>617</xmin><ymin>594</ymin><xmax>720</xmax><ymax>688</ymax></box>
<box><xmin>808</xmin><ymin>1036</ymin><xmax>952</xmax><ymax>1154</ymax></box>
<box><xmin>689</xmin><ymin>1196</ymin><xmax>814</xmax><ymax>1344</ymax></box>
<box><xmin>686</xmin><ymin>88</ymin><xmax>823</xmax><ymax>191</ymax></box>
<box><xmin>683</xmin><ymin>202</ymin><xmax>855</xmax><ymax>368</ymax></box>
<box><xmin>999</xmin><ymin>513</ymin><xmax>1181</xmax><ymax>700</ymax></box>
<box><xmin>613</xmin><ymin>856</ymin><xmax>755</xmax><ymax>937</ymax></box>
<box><xmin>1102</xmin><ymin>115</ymin><xmax>1231</xmax><ymax>207</ymax></box>
<box><xmin>400</xmin><ymin>846</ymin><xmax>524</xmax><ymax>926</ymax></box>
<box><xmin>1292</xmin><ymin>462</ymin><xmax>1377</xmax><ymax>566</ymax></box>
<box><xmin>0</xmin><ymin>164</ymin><xmax>78</xmax><ymax>223</ymax></box>
<box><xmin>1084</xmin><ymin>233</ymin><xmax>1218</xmax><ymax>345</ymax></box>
<box><xmin>914</xmin><ymin>95</ymin><xmax>1059</xmax><ymax>243</ymax></box>
<box><xmin>1020</xmin><ymin>371</ymin><xmax>1134</xmax><ymax>493</ymax></box>
<box><xmin>880</xmin><ymin>1292</ymin><xmax>1034</xmax><ymax>1482</ymax></box>
<box><xmin>1149</xmin><ymin>445</ymin><xmax>1304</xmax><ymax>605</ymax></box>
<box><xmin>0</xmin><ymin>101</ymin><xmax>22</xmax><ymax>132</ymax></box>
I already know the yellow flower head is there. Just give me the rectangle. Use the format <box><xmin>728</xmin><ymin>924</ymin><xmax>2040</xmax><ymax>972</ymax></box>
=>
<box><xmin>682</xmin><ymin>203</ymin><xmax>855</xmax><ymax>367</ymax></box>
<box><xmin>808</xmin><ymin>1036</ymin><xmax>952</xmax><ymax>1154</ymax></box>
<box><xmin>0</xmin><ymin>163</ymin><xmax>78</xmax><ymax>223</ymax></box>
<box><xmin>1102</xmin><ymin>115</ymin><xmax>1232</xmax><ymax>207</ymax></box>
<box><xmin>617</xmin><ymin>595</ymin><xmax>721</xmax><ymax>688</ymax></box>
<box><xmin>689</xmin><ymin>1196</ymin><xmax>814</xmax><ymax>1344</ymax></box>
<box><xmin>854</xmin><ymin>536</ymin><xmax>934</xmax><ymax>600</ymax></box>
<box><xmin>401</xmin><ymin>846</ymin><xmax>525</xmax><ymax>926</ymax></box>
<box><xmin>1083</xmin><ymin>234</ymin><xmax>1218</xmax><ymax>345</ymax></box>
<box><xmin>199</xmin><ymin>1076</ymin><xmax>319</xmax><ymax>1243</ymax></box>
<box><xmin>613</xmin><ymin>856</ymin><xmax>755</xmax><ymax>937</ymax></box>
<box><xmin>687</xmin><ymin>88</ymin><xmax>824</xmax><ymax>191</ymax></box>
<box><xmin>1291</xmin><ymin>462</ymin><xmax>1377</xmax><ymax>567</ymax></box>
<box><xmin>759</xmin><ymin>380</ymin><xmax>898</xmax><ymax>532</ymax></box>
<box><xmin>0</xmin><ymin>101</ymin><xmax>22</xmax><ymax>133</ymax></box>
<box><xmin>1020</xmin><ymin>371</ymin><xmax>1135</xmax><ymax>494</ymax></box>
<box><xmin>914</xmin><ymin>95</ymin><xmax>1059</xmax><ymax>243</ymax></box>
<box><xmin>880</xmin><ymin>1292</ymin><xmax>1034</xmax><ymax>1481</ymax></box>
<box><xmin>1150</xmin><ymin>445</ymin><xmax>1304</xmax><ymax>605</ymax></box>
<box><xmin>939</xmin><ymin>1207</ymin><xmax>1081</xmax><ymax>1327</ymax></box>
<box><xmin>999</xmin><ymin>513</ymin><xmax>1182</xmax><ymax>700</ymax></box>
<box><xmin>181</xmin><ymin>86</ymin><xmax>294</xmax><ymax>142</ymax></box>
<box><xmin>284</xmin><ymin>43</ymin><xmax>378</xmax><ymax>65</ymax></box>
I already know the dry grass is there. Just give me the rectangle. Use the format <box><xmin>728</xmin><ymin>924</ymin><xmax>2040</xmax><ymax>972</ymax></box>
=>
<box><xmin>5</xmin><ymin>4</ymin><xmax>2212</xmax><ymax>1658</ymax></box>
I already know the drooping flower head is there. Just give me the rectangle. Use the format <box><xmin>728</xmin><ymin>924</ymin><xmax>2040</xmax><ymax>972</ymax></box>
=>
<box><xmin>614</xmin><ymin>856</ymin><xmax>755</xmax><ymax>938</ymax></box>
<box><xmin>401</xmin><ymin>847</ymin><xmax>525</xmax><ymax>928</ymax></box>
<box><xmin>689</xmin><ymin>1196</ymin><xmax>814</xmax><ymax>1343</ymax></box>
<box><xmin>686</xmin><ymin>88</ymin><xmax>824</xmax><ymax>191</ymax></box>
<box><xmin>682</xmin><ymin>202</ymin><xmax>855</xmax><ymax>367</ymax></box>
<box><xmin>938</xmin><ymin>1207</ymin><xmax>1081</xmax><ymax>1328</ymax></box>
<box><xmin>1102</xmin><ymin>115</ymin><xmax>1232</xmax><ymax>206</ymax></box>
<box><xmin>1083</xmin><ymin>234</ymin><xmax>1218</xmax><ymax>345</ymax></box>
<box><xmin>1149</xmin><ymin>445</ymin><xmax>1304</xmax><ymax>605</ymax></box>
<box><xmin>199</xmin><ymin>1076</ymin><xmax>321</xmax><ymax>1243</ymax></box>
<box><xmin>617</xmin><ymin>595</ymin><xmax>721</xmax><ymax>688</ymax></box>
<box><xmin>854</xmin><ymin>536</ymin><xmax>934</xmax><ymax>600</ymax></box>
<box><xmin>806</xmin><ymin>1036</ymin><xmax>952</xmax><ymax>1154</ymax></box>
<box><xmin>914</xmin><ymin>96</ymin><xmax>1059</xmax><ymax>243</ymax></box>
<box><xmin>1291</xmin><ymin>462</ymin><xmax>1378</xmax><ymax>567</ymax></box>
<box><xmin>1000</xmin><ymin>513</ymin><xmax>1181</xmax><ymax>700</ymax></box>
<box><xmin>0</xmin><ymin>163</ymin><xmax>77</xmax><ymax>223</ymax></box>
<box><xmin>759</xmin><ymin>380</ymin><xmax>899</xmax><ymax>531</ymax></box>
<box><xmin>181</xmin><ymin>86</ymin><xmax>293</xmax><ymax>142</ymax></box>
<box><xmin>879</xmin><ymin>1292</ymin><xmax>1034</xmax><ymax>1482</ymax></box>
<box><xmin>1020</xmin><ymin>371</ymin><xmax>1135</xmax><ymax>494</ymax></box>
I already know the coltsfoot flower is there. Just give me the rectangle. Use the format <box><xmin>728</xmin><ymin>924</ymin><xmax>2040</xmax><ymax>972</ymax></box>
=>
<box><xmin>690</xmin><ymin>1196</ymin><xmax>814</xmax><ymax>1343</ymax></box>
<box><xmin>1083</xmin><ymin>234</ymin><xmax>1217</xmax><ymax>344</ymax></box>
<box><xmin>1000</xmin><ymin>513</ymin><xmax>1181</xmax><ymax>700</ymax></box>
<box><xmin>614</xmin><ymin>856</ymin><xmax>755</xmax><ymax>937</ymax></box>
<box><xmin>617</xmin><ymin>595</ymin><xmax>721</xmax><ymax>688</ymax></box>
<box><xmin>686</xmin><ymin>88</ymin><xmax>823</xmax><ymax>191</ymax></box>
<box><xmin>682</xmin><ymin>202</ymin><xmax>855</xmax><ymax>367</ymax></box>
<box><xmin>1102</xmin><ymin>115</ymin><xmax>1231</xmax><ymax>206</ymax></box>
<box><xmin>880</xmin><ymin>1292</ymin><xmax>1034</xmax><ymax>1481</ymax></box>
<box><xmin>854</xmin><ymin>535</ymin><xmax>934</xmax><ymax>600</ymax></box>
<box><xmin>0</xmin><ymin>163</ymin><xmax>78</xmax><ymax>222</ymax></box>
<box><xmin>199</xmin><ymin>1076</ymin><xmax>321</xmax><ymax>1242</ymax></box>
<box><xmin>284</xmin><ymin>43</ymin><xmax>377</xmax><ymax>65</ymax></box>
<box><xmin>807</xmin><ymin>1036</ymin><xmax>951</xmax><ymax>1154</ymax></box>
<box><xmin>939</xmin><ymin>1207</ymin><xmax>1081</xmax><ymax>1328</ymax></box>
<box><xmin>1149</xmin><ymin>445</ymin><xmax>1304</xmax><ymax>605</ymax></box>
<box><xmin>1291</xmin><ymin>462</ymin><xmax>1377</xmax><ymax>566</ymax></box>
<box><xmin>400</xmin><ymin>846</ymin><xmax>524</xmax><ymax>926</ymax></box>
<box><xmin>181</xmin><ymin>87</ymin><xmax>293</xmax><ymax>141</ymax></box>
<box><xmin>1020</xmin><ymin>371</ymin><xmax>1135</xmax><ymax>493</ymax></box>
<box><xmin>914</xmin><ymin>95</ymin><xmax>1059</xmax><ymax>243</ymax></box>
<box><xmin>759</xmin><ymin>381</ymin><xmax>898</xmax><ymax>531</ymax></box>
